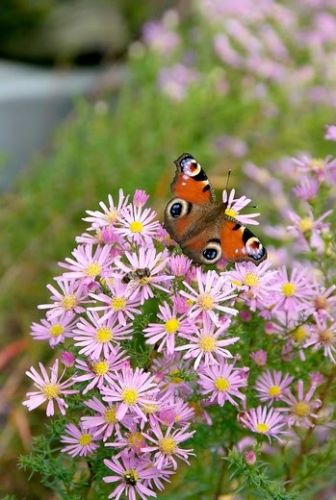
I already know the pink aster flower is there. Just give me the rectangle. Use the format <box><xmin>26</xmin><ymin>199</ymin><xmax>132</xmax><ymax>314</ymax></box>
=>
<box><xmin>158</xmin><ymin>397</ymin><xmax>195</xmax><ymax>426</ymax></box>
<box><xmin>81</xmin><ymin>397</ymin><xmax>120</xmax><ymax>441</ymax></box>
<box><xmin>294</xmin><ymin>154</ymin><xmax>336</xmax><ymax>182</ymax></box>
<box><xmin>240</xmin><ymin>406</ymin><xmax>286</xmax><ymax>442</ymax></box>
<box><xmin>30</xmin><ymin>313</ymin><xmax>76</xmax><ymax>347</ymax></box>
<box><xmin>198</xmin><ymin>360</ymin><xmax>247</xmax><ymax>406</ymax></box>
<box><xmin>61</xmin><ymin>422</ymin><xmax>98</xmax><ymax>457</ymax></box>
<box><xmin>176</xmin><ymin>315</ymin><xmax>239</xmax><ymax>369</ymax></box>
<box><xmin>90</xmin><ymin>279</ymin><xmax>141</xmax><ymax>326</ymax></box>
<box><xmin>287</xmin><ymin>207</ymin><xmax>331</xmax><ymax>252</ymax></box>
<box><xmin>23</xmin><ymin>359</ymin><xmax>77</xmax><ymax>416</ymax></box>
<box><xmin>113</xmin><ymin>247</ymin><xmax>173</xmax><ymax>303</ymax></box>
<box><xmin>222</xmin><ymin>189</ymin><xmax>260</xmax><ymax>225</ymax></box>
<box><xmin>133</xmin><ymin>189</ymin><xmax>150</xmax><ymax>207</ymax></box>
<box><xmin>226</xmin><ymin>261</ymin><xmax>276</xmax><ymax>310</ymax></box>
<box><xmin>142</xmin><ymin>424</ymin><xmax>195</xmax><ymax>470</ymax></box>
<box><xmin>74</xmin><ymin>348</ymin><xmax>129</xmax><ymax>394</ymax></box>
<box><xmin>325</xmin><ymin>124</ymin><xmax>336</xmax><ymax>141</ymax></box>
<box><xmin>268</xmin><ymin>265</ymin><xmax>315</xmax><ymax>320</ymax></box>
<box><xmin>181</xmin><ymin>269</ymin><xmax>237</xmax><ymax>325</ymax></box>
<box><xmin>255</xmin><ymin>370</ymin><xmax>293</xmax><ymax>405</ymax></box>
<box><xmin>250</xmin><ymin>350</ymin><xmax>267</xmax><ymax>366</ymax></box>
<box><xmin>144</xmin><ymin>302</ymin><xmax>192</xmax><ymax>355</ymax></box>
<box><xmin>101</xmin><ymin>367</ymin><xmax>159</xmax><ymax>421</ymax></box>
<box><xmin>60</xmin><ymin>351</ymin><xmax>75</xmax><ymax>367</ymax></box>
<box><xmin>304</xmin><ymin>314</ymin><xmax>336</xmax><ymax>363</ymax></box>
<box><xmin>168</xmin><ymin>255</ymin><xmax>193</xmax><ymax>277</ymax></box>
<box><xmin>37</xmin><ymin>278</ymin><xmax>88</xmax><ymax>319</ymax></box>
<box><xmin>83</xmin><ymin>190</ymin><xmax>129</xmax><ymax>229</ymax></box>
<box><xmin>103</xmin><ymin>452</ymin><xmax>157</xmax><ymax>500</ymax></box>
<box><xmin>116</xmin><ymin>204</ymin><xmax>160</xmax><ymax>244</ymax></box>
<box><xmin>292</xmin><ymin>176</ymin><xmax>319</xmax><ymax>201</ymax></box>
<box><xmin>59</xmin><ymin>244</ymin><xmax>114</xmax><ymax>283</ymax></box>
<box><xmin>107</xmin><ymin>426</ymin><xmax>147</xmax><ymax>456</ymax></box>
<box><xmin>311</xmin><ymin>283</ymin><xmax>336</xmax><ymax>319</ymax></box>
<box><xmin>278</xmin><ymin>380</ymin><xmax>321</xmax><ymax>428</ymax></box>
<box><xmin>74</xmin><ymin>310</ymin><xmax>132</xmax><ymax>359</ymax></box>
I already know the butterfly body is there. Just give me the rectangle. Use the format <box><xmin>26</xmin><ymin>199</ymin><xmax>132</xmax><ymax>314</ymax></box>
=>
<box><xmin>164</xmin><ymin>153</ymin><xmax>267</xmax><ymax>266</ymax></box>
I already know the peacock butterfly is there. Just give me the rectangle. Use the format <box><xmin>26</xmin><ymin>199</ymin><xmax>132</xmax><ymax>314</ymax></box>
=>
<box><xmin>164</xmin><ymin>153</ymin><xmax>267</xmax><ymax>266</ymax></box>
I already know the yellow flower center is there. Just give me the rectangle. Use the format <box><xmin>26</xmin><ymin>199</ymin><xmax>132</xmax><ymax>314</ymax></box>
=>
<box><xmin>49</xmin><ymin>324</ymin><xmax>64</xmax><ymax>337</ymax></box>
<box><xmin>256</xmin><ymin>423</ymin><xmax>270</xmax><ymax>433</ymax></box>
<box><xmin>169</xmin><ymin>369</ymin><xmax>184</xmax><ymax>384</ymax></box>
<box><xmin>198</xmin><ymin>294</ymin><xmax>214</xmax><ymax>311</ymax></box>
<box><xmin>85</xmin><ymin>262</ymin><xmax>102</xmax><ymax>278</ymax></box>
<box><xmin>79</xmin><ymin>433</ymin><xmax>92</xmax><ymax>446</ymax></box>
<box><xmin>143</xmin><ymin>403</ymin><xmax>158</xmax><ymax>414</ymax></box>
<box><xmin>104</xmin><ymin>407</ymin><xmax>117</xmax><ymax>424</ymax></box>
<box><xmin>298</xmin><ymin>218</ymin><xmax>313</xmax><ymax>233</ymax></box>
<box><xmin>268</xmin><ymin>385</ymin><xmax>282</xmax><ymax>397</ymax></box>
<box><xmin>95</xmin><ymin>327</ymin><xmax>113</xmax><ymax>343</ymax></box>
<box><xmin>129</xmin><ymin>221</ymin><xmax>144</xmax><ymax>233</ymax></box>
<box><xmin>164</xmin><ymin>318</ymin><xmax>180</xmax><ymax>334</ymax></box>
<box><xmin>159</xmin><ymin>437</ymin><xmax>176</xmax><ymax>455</ymax></box>
<box><xmin>127</xmin><ymin>432</ymin><xmax>143</xmax><ymax>448</ymax></box>
<box><xmin>111</xmin><ymin>297</ymin><xmax>127</xmax><ymax>311</ymax></box>
<box><xmin>122</xmin><ymin>388</ymin><xmax>139</xmax><ymax>405</ymax></box>
<box><xmin>314</xmin><ymin>296</ymin><xmax>328</xmax><ymax>310</ymax></box>
<box><xmin>294</xmin><ymin>401</ymin><xmax>310</xmax><ymax>417</ymax></box>
<box><xmin>231</xmin><ymin>279</ymin><xmax>243</xmax><ymax>287</ymax></box>
<box><xmin>42</xmin><ymin>383</ymin><xmax>60</xmax><ymax>399</ymax></box>
<box><xmin>62</xmin><ymin>294</ymin><xmax>77</xmax><ymax>310</ymax></box>
<box><xmin>293</xmin><ymin>326</ymin><xmax>307</xmax><ymax>343</ymax></box>
<box><xmin>310</xmin><ymin>158</ymin><xmax>324</xmax><ymax>171</ymax></box>
<box><xmin>106</xmin><ymin>209</ymin><xmax>118</xmax><ymax>223</ymax></box>
<box><xmin>225</xmin><ymin>207</ymin><xmax>237</xmax><ymax>218</ymax></box>
<box><xmin>244</xmin><ymin>273</ymin><xmax>259</xmax><ymax>287</ymax></box>
<box><xmin>281</xmin><ymin>282</ymin><xmax>296</xmax><ymax>297</ymax></box>
<box><xmin>319</xmin><ymin>329</ymin><xmax>334</xmax><ymax>344</ymax></box>
<box><xmin>199</xmin><ymin>335</ymin><xmax>216</xmax><ymax>352</ymax></box>
<box><xmin>123</xmin><ymin>469</ymin><xmax>139</xmax><ymax>485</ymax></box>
<box><xmin>92</xmin><ymin>361</ymin><xmax>109</xmax><ymax>376</ymax></box>
<box><xmin>214</xmin><ymin>377</ymin><xmax>230</xmax><ymax>392</ymax></box>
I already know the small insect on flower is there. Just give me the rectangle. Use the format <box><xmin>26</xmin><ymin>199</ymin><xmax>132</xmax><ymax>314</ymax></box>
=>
<box><xmin>103</xmin><ymin>452</ymin><xmax>158</xmax><ymax>499</ymax></box>
<box><xmin>61</xmin><ymin>422</ymin><xmax>98</xmax><ymax>457</ymax></box>
<box><xmin>23</xmin><ymin>359</ymin><xmax>77</xmax><ymax>416</ymax></box>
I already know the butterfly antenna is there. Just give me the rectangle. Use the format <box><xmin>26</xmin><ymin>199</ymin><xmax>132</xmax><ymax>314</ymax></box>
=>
<box><xmin>225</xmin><ymin>169</ymin><xmax>232</xmax><ymax>191</ymax></box>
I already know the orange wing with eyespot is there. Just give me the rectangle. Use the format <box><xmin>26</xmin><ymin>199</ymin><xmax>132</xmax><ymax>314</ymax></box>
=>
<box><xmin>220</xmin><ymin>219</ymin><xmax>267</xmax><ymax>264</ymax></box>
<box><xmin>171</xmin><ymin>153</ymin><xmax>215</xmax><ymax>204</ymax></box>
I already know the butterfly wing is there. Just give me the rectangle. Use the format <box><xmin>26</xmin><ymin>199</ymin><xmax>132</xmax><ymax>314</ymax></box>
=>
<box><xmin>220</xmin><ymin>218</ymin><xmax>267</xmax><ymax>265</ymax></box>
<box><xmin>170</xmin><ymin>153</ymin><xmax>215</xmax><ymax>204</ymax></box>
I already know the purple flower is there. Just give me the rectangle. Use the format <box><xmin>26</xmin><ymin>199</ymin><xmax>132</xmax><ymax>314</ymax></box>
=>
<box><xmin>176</xmin><ymin>315</ymin><xmax>239</xmax><ymax>369</ymax></box>
<box><xmin>158</xmin><ymin>64</ymin><xmax>199</xmax><ymax>101</ymax></box>
<box><xmin>133</xmin><ymin>189</ymin><xmax>150</xmax><ymax>207</ymax></box>
<box><xmin>81</xmin><ymin>397</ymin><xmax>120</xmax><ymax>441</ymax></box>
<box><xmin>250</xmin><ymin>350</ymin><xmax>267</xmax><ymax>366</ymax></box>
<box><xmin>222</xmin><ymin>189</ymin><xmax>260</xmax><ymax>225</ymax></box>
<box><xmin>103</xmin><ymin>452</ymin><xmax>158</xmax><ymax>499</ymax></box>
<box><xmin>240</xmin><ymin>406</ymin><xmax>286</xmax><ymax>442</ymax></box>
<box><xmin>30</xmin><ymin>313</ymin><xmax>76</xmax><ymax>348</ymax></box>
<box><xmin>181</xmin><ymin>269</ymin><xmax>237</xmax><ymax>325</ymax></box>
<box><xmin>304</xmin><ymin>314</ymin><xmax>336</xmax><ymax>363</ymax></box>
<box><xmin>74</xmin><ymin>310</ymin><xmax>132</xmax><ymax>359</ymax></box>
<box><xmin>255</xmin><ymin>370</ymin><xmax>293</xmax><ymax>405</ymax></box>
<box><xmin>23</xmin><ymin>359</ymin><xmax>77</xmax><ymax>416</ymax></box>
<box><xmin>325</xmin><ymin>124</ymin><xmax>336</xmax><ymax>141</ymax></box>
<box><xmin>59</xmin><ymin>244</ymin><xmax>114</xmax><ymax>283</ymax></box>
<box><xmin>142</xmin><ymin>424</ymin><xmax>195</xmax><ymax>470</ymax></box>
<box><xmin>278</xmin><ymin>380</ymin><xmax>321</xmax><ymax>428</ymax></box>
<box><xmin>38</xmin><ymin>278</ymin><xmax>88</xmax><ymax>319</ymax></box>
<box><xmin>144</xmin><ymin>302</ymin><xmax>192</xmax><ymax>355</ymax></box>
<box><xmin>116</xmin><ymin>204</ymin><xmax>160</xmax><ymax>245</ymax></box>
<box><xmin>83</xmin><ymin>190</ymin><xmax>129</xmax><ymax>229</ymax></box>
<box><xmin>61</xmin><ymin>422</ymin><xmax>98</xmax><ymax>457</ymax></box>
<box><xmin>143</xmin><ymin>19</ymin><xmax>180</xmax><ymax>55</ymax></box>
<box><xmin>198</xmin><ymin>360</ymin><xmax>247</xmax><ymax>406</ymax></box>
<box><xmin>101</xmin><ymin>367</ymin><xmax>159</xmax><ymax>421</ymax></box>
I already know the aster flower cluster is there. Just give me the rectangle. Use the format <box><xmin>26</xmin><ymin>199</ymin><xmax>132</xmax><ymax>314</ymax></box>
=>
<box><xmin>23</xmin><ymin>150</ymin><xmax>336</xmax><ymax>497</ymax></box>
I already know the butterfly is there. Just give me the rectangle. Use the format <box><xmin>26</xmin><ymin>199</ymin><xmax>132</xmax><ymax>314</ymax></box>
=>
<box><xmin>164</xmin><ymin>153</ymin><xmax>267</xmax><ymax>266</ymax></box>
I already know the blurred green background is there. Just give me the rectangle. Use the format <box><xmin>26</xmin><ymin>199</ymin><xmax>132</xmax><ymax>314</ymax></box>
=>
<box><xmin>1</xmin><ymin>0</ymin><xmax>335</xmax><ymax>497</ymax></box>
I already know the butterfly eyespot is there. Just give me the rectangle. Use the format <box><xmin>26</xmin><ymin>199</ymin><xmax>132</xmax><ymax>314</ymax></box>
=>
<box><xmin>201</xmin><ymin>240</ymin><xmax>222</xmax><ymax>263</ymax></box>
<box><xmin>166</xmin><ymin>198</ymin><xmax>191</xmax><ymax>219</ymax></box>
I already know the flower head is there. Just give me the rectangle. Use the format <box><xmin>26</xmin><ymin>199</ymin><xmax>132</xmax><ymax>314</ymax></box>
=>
<box><xmin>255</xmin><ymin>370</ymin><xmax>293</xmax><ymax>405</ymax></box>
<box><xmin>240</xmin><ymin>406</ymin><xmax>286</xmax><ymax>442</ymax></box>
<box><xmin>23</xmin><ymin>360</ymin><xmax>77</xmax><ymax>416</ymax></box>
<box><xmin>222</xmin><ymin>189</ymin><xmax>260</xmax><ymax>225</ymax></box>
<box><xmin>61</xmin><ymin>422</ymin><xmax>98</xmax><ymax>457</ymax></box>
<box><xmin>198</xmin><ymin>360</ymin><xmax>247</xmax><ymax>406</ymax></box>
